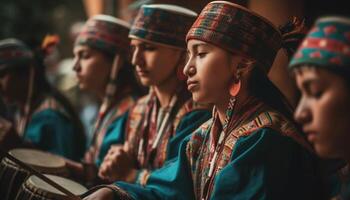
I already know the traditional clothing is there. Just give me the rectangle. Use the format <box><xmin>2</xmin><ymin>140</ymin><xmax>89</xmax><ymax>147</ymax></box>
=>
<box><xmin>74</xmin><ymin>15</ymin><xmax>141</xmax><ymax>182</ymax></box>
<box><xmin>289</xmin><ymin>16</ymin><xmax>350</xmax><ymax>71</ymax></box>
<box><xmin>102</xmin><ymin>1</ymin><xmax>321</xmax><ymax>199</ymax></box>
<box><xmin>0</xmin><ymin>39</ymin><xmax>85</xmax><ymax>161</ymax></box>
<box><xmin>114</xmin><ymin>98</ymin><xmax>319</xmax><ymax>200</ymax></box>
<box><xmin>87</xmin><ymin>95</ymin><xmax>136</xmax><ymax>167</ymax></box>
<box><xmin>23</xmin><ymin>96</ymin><xmax>85</xmax><ymax>161</ymax></box>
<box><xmin>289</xmin><ymin>16</ymin><xmax>350</xmax><ymax>200</ymax></box>
<box><xmin>123</xmin><ymin>89</ymin><xmax>211</xmax><ymax>185</ymax></box>
<box><xmin>117</xmin><ymin>4</ymin><xmax>211</xmax><ymax>185</ymax></box>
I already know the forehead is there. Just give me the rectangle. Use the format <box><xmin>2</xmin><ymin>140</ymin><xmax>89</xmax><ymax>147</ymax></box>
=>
<box><xmin>293</xmin><ymin>65</ymin><xmax>344</xmax><ymax>87</ymax></box>
<box><xmin>73</xmin><ymin>44</ymin><xmax>91</xmax><ymax>53</ymax></box>
<box><xmin>130</xmin><ymin>38</ymin><xmax>157</xmax><ymax>47</ymax></box>
<box><xmin>187</xmin><ymin>39</ymin><xmax>210</xmax><ymax>49</ymax></box>
<box><xmin>294</xmin><ymin>66</ymin><xmax>319</xmax><ymax>77</ymax></box>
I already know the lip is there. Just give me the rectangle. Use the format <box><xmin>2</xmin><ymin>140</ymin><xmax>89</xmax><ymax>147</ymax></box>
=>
<box><xmin>304</xmin><ymin>130</ymin><xmax>317</xmax><ymax>143</ymax></box>
<box><xmin>136</xmin><ymin>69</ymin><xmax>149</xmax><ymax>77</ymax></box>
<box><xmin>187</xmin><ymin>80</ymin><xmax>199</xmax><ymax>91</ymax></box>
<box><xmin>76</xmin><ymin>75</ymin><xmax>83</xmax><ymax>82</ymax></box>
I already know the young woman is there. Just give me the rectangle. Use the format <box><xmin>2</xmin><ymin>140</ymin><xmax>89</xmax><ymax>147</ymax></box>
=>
<box><xmin>96</xmin><ymin>4</ymin><xmax>211</xmax><ymax>185</ymax></box>
<box><xmin>290</xmin><ymin>16</ymin><xmax>350</xmax><ymax>200</ymax></box>
<box><xmin>66</xmin><ymin>15</ymin><xmax>143</xmax><ymax>185</ymax></box>
<box><xmin>0</xmin><ymin>38</ymin><xmax>85</xmax><ymax>161</ymax></box>
<box><xmin>84</xmin><ymin>1</ymin><xmax>322</xmax><ymax>199</ymax></box>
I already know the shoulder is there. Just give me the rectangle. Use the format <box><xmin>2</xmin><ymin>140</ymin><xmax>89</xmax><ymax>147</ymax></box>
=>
<box><xmin>177</xmin><ymin>99</ymin><xmax>211</xmax><ymax>117</ymax></box>
<box><xmin>234</xmin><ymin>110</ymin><xmax>312</xmax><ymax>151</ymax></box>
<box><xmin>129</xmin><ymin>94</ymin><xmax>150</xmax><ymax>114</ymax></box>
<box><xmin>173</xmin><ymin>99</ymin><xmax>211</xmax><ymax>128</ymax></box>
<box><xmin>32</xmin><ymin>96</ymin><xmax>70</xmax><ymax>120</ymax></box>
<box><xmin>186</xmin><ymin>119</ymin><xmax>213</xmax><ymax>157</ymax></box>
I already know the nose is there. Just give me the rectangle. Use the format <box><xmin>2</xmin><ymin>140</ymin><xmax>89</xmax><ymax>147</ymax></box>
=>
<box><xmin>294</xmin><ymin>96</ymin><xmax>312</xmax><ymax>125</ymax></box>
<box><xmin>183</xmin><ymin>55</ymin><xmax>196</xmax><ymax>78</ymax></box>
<box><xmin>131</xmin><ymin>47</ymin><xmax>144</xmax><ymax>67</ymax></box>
<box><xmin>72</xmin><ymin>57</ymin><xmax>81</xmax><ymax>72</ymax></box>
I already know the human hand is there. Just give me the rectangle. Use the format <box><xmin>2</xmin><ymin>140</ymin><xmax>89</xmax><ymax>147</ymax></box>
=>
<box><xmin>98</xmin><ymin>144</ymin><xmax>137</xmax><ymax>182</ymax></box>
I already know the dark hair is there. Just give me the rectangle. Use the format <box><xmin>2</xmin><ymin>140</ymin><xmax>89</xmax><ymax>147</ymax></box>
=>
<box><xmin>248</xmin><ymin>67</ymin><xmax>295</xmax><ymax>122</ymax></box>
<box><xmin>103</xmin><ymin>50</ymin><xmax>145</xmax><ymax>97</ymax></box>
<box><xmin>12</xmin><ymin>57</ymin><xmax>86</xmax><ymax>157</ymax></box>
<box><xmin>296</xmin><ymin>64</ymin><xmax>350</xmax><ymax>91</ymax></box>
<box><xmin>324</xmin><ymin>66</ymin><xmax>350</xmax><ymax>90</ymax></box>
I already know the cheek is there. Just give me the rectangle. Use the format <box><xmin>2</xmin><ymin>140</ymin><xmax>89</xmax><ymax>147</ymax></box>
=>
<box><xmin>313</xmin><ymin>92</ymin><xmax>350</xmax><ymax>155</ymax></box>
<box><xmin>316</xmin><ymin>92</ymin><xmax>350</xmax><ymax>130</ymax></box>
<box><xmin>197</xmin><ymin>68</ymin><xmax>230</xmax><ymax>101</ymax></box>
<box><xmin>150</xmin><ymin>57</ymin><xmax>175</xmax><ymax>80</ymax></box>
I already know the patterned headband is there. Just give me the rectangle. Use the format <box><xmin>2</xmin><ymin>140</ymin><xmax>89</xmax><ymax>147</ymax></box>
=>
<box><xmin>289</xmin><ymin>16</ymin><xmax>350</xmax><ymax>71</ymax></box>
<box><xmin>75</xmin><ymin>15</ymin><xmax>131</xmax><ymax>56</ymax></box>
<box><xmin>186</xmin><ymin>1</ymin><xmax>283</xmax><ymax>73</ymax></box>
<box><xmin>0</xmin><ymin>38</ymin><xmax>34</xmax><ymax>71</ymax></box>
<box><xmin>129</xmin><ymin>4</ymin><xmax>197</xmax><ymax>49</ymax></box>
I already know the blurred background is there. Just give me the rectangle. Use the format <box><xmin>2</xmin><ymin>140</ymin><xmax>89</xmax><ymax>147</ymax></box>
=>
<box><xmin>0</xmin><ymin>0</ymin><xmax>348</xmax><ymax>142</ymax></box>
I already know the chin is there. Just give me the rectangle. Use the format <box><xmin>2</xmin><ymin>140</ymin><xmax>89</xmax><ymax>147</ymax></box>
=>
<box><xmin>192</xmin><ymin>93</ymin><xmax>209</xmax><ymax>104</ymax></box>
<box><xmin>78</xmin><ymin>84</ymin><xmax>85</xmax><ymax>90</ymax></box>
<box><xmin>314</xmin><ymin>144</ymin><xmax>339</xmax><ymax>159</ymax></box>
<box><xmin>139</xmin><ymin>79</ymin><xmax>153</xmax><ymax>87</ymax></box>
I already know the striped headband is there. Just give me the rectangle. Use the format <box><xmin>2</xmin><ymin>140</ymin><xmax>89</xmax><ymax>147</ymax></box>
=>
<box><xmin>129</xmin><ymin>4</ymin><xmax>197</xmax><ymax>49</ymax></box>
<box><xmin>75</xmin><ymin>15</ymin><xmax>131</xmax><ymax>56</ymax></box>
<box><xmin>289</xmin><ymin>16</ymin><xmax>350</xmax><ymax>71</ymax></box>
<box><xmin>186</xmin><ymin>1</ymin><xmax>283</xmax><ymax>73</ymax></box>
<box><xmin>0</xmin><ymin>38</ymin><xmax>34</xmax><ymax>71</ymax></box>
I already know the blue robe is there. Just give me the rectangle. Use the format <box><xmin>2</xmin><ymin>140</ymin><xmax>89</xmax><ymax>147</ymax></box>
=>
<box><xmin>111</xmin><ymin>106</ymin><xmax>322</xmax><ymax>200</ymax></box>
<box><xmin>24</xmin><ymin>97</ymin><xmax>85</xmax><ymax>161</ymax></box>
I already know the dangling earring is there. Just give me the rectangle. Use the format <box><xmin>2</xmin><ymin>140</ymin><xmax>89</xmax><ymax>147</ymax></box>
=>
<box><xmin>224</xmin><ymin>74</ymin><xmax>241</xmax><ymax>131</ymax></box>
<box><xmin>177</xmin><ymin>66</ymin><xmax>187</xmax><ymax>81</ymax></box>
<box><xmin>229</xmin><ymin>74</ymin><xmax>241</xmax><ymax>97</ymax></box>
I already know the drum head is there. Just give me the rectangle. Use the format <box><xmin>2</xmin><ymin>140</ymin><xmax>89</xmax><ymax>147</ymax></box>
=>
<box><xmin>9</xmin><ymin>148</ymin><xmax>66</xmax><ymax>173</ymax></box>
<box><xmin>27</xmin><ymin>174</ymin><xmax>87</xmax><ymax>196</ymax></box>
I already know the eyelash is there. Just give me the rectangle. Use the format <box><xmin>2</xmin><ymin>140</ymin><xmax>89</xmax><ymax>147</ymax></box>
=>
<box><xmin>78</xmin><ymin>51</ymin><xmax>90</xmax><ymax>59</ymax></box>
<box><xmin>130</xmin><ymin>45</ymin><xmax>156</xmax><ymax>52</ymax></box>
<box><xmin>143</xmin><ymin>45</ymin><xmax>156</xmax><ymax>51</ymax></box>
<box><xmin>197</xmin><ymin>52</ymin><xmax>207</xmax><ymax>58</ymax></box>
<box><xmin>308</xmin><ymin>87</ymin><xmax>323</xmax><ymax>99</ymax></box>
<box><xmin>312</xmin><ymin>90</ymin><xmax>322</xmax><ymax>98</ymax></box>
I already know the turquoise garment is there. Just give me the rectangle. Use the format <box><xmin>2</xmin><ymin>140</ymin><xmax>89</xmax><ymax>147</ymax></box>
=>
<box><xmin>96</xmin><ymin>109</ymin><xmax>211</xmax><ymax>170</ymax></box>
<box><xmin>165</xmin><ymin>109</ymin><xmax>211</xmax><ymax>162</ymax></box>
<box><xmin>95</xmin><ymin>111</ymin><xmax>129</xmax><ymax>167</ymax></box>
<box><xmin>24</xmin><ymin>109</ymin><xmax>84</xmax><ymax>161</ymax></box>
<box><xmin>115</xmin><ymin>128</ymin><xmax>321</xmax><ymax>200</ymax></box>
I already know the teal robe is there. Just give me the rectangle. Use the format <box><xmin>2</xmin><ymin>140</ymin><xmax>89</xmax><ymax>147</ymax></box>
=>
<box><xmin>112</xmin><ymin>109</ymin><xmax>322</xmax><ymax>200</ymax></box>
<box><xmin>115</xmin><ymin>90</ymin><xmax>211</xmax><ymax>185</ymax></box>
<box><xmin>24</xmin><ymin>108</ymin><xmax>84</xmax><ymax>161</ymax></box>
<box><xmin>95</xmin><ymin>111</ymin><xmax>129</xmax><ymax>167</ymax></box>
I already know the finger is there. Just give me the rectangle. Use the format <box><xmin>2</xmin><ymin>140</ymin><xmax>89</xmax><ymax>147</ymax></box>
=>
<box><xmin>123</xmin><ymin>142</ymin><xmax>130</xmax><ymax>152</ymax></box>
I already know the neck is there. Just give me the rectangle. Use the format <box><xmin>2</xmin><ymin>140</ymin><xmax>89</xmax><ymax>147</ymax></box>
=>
<box><xmin>215</xmin><ymin>91</ymin><xmax>250</xmax><ymax>125</ymax></box>
<box><xmin>96</xmin><ymin>89</ymin><xmax>105</xmax><ymax>101</ymax></box>
<box><xmin>153</xmin><ymin>76</ymin><xmax>182</xmax><ymax>108</ymax></box>
<box><xmin>18</xmin><ymin>90</ymin><xmax>43</xmax><ymax>114</ymax></box>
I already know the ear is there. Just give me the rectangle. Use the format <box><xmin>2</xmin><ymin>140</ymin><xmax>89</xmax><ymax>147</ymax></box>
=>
<box><xmin>176</xmin><ymin>51</ymin><xmax>187</xmax><ymax>81</ymax></box>
<box><xmin>236</xmin><ymin>58</ymin><xmax>255</xmax><ymax>78</ymax></box>
<box><xmin>228</xmin><ymin>54</ymin><xmax>240</xmax><ymax>74</ymax></box>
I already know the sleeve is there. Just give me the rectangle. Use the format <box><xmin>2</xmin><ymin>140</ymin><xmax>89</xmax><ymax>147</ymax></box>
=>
<box><xmin>24</xmin><ymin>109</ymin><xmax>82</xmax><ymax>161</ymax></box>
<box><xmin>210</xmin><ymin>128</ymin><xmax>322</xmax><ymax>200</ymax></box>
<box><xmin>114</xmin><ymin>135</ymin><xmax>196</xmax><ymax>200</ymax></box>
<box><xmin>95</xmin><ymin>111</ymin><xmax>130</xmax><ymax>167</ymax></box>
